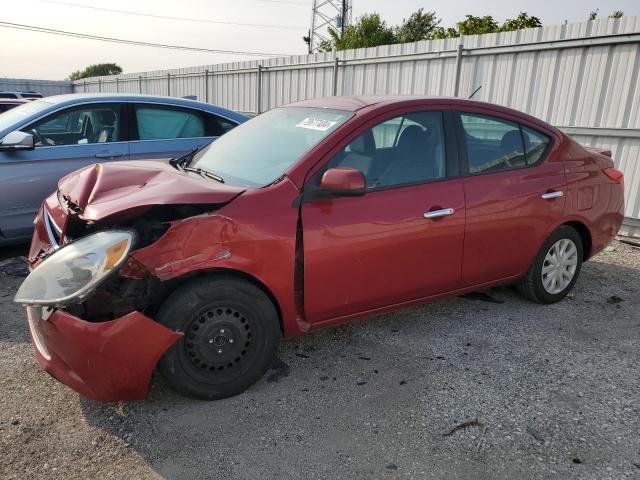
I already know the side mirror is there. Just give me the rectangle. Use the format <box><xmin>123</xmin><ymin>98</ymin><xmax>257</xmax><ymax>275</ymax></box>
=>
<box><xmin>0</xmin><ymin>131</ymin><xmax>34</xmax><ymax>151</ymax></box>
<box><xmin>319</xmin><ymin>167</ymin><xmax>366</xmax><ymax>197</ymax></box>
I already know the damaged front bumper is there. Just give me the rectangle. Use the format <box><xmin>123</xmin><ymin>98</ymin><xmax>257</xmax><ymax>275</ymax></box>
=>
<box><xmin>27</xmin><ymin>306</ymin><xmax>181</xmax><ymax>402</ymax></box>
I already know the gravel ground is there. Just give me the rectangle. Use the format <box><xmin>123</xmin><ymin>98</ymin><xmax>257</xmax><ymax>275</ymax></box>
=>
<box><xmin>1</xmin><ymin>240</ymin><xmax>639</xmax><ymax>480</ymax></box>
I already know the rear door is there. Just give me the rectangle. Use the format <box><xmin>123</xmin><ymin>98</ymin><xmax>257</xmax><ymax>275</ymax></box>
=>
<box><xmin>301</xmin><ymin>107</ymin><xmax>466</xmax><ymax>324</ymax></box>
<box><xmin>0</xmin><ymin>102</ymin><xmax>128</xmax><ymax>241</ymax></box>
<box><xmin>455</xmin><ymin>109</ymin><xmax>566</xmax><ymax>286</ymax></box>
<box><xmin>128</xmin><ymin>103</ymin><xmax>237</xmax><ymax>161</ymax></box>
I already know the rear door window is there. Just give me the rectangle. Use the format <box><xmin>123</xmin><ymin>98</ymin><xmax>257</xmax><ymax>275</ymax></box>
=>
<box><xmin>460</xmin><ymin>113</ymin><xmax>551</xmax><ymax>174</ymax></box>
<box><xmin>460</xmin><ymin>113</ymin><xmax>526</xmax><ymax>174</ymax></box>
<box><xmin>133</xmin><ymin>104</ymin><xmax>238</xmax><ymax>141</ymax></box>
<box><xmin>134</xmin><ymin>105</ymin><xmax>208</xmax><ymax>140</ymax></box>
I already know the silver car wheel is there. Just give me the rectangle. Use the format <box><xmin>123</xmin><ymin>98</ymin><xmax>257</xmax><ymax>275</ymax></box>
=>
<box><xmin>541</xmin><ymin>238</ymin><xmax>578</xmax><ymax>294</ymax></box>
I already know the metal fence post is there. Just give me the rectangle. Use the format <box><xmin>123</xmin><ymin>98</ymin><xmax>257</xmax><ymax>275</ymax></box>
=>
<box><xmin>115</xmin><ymin>77</ymin><xmax>119</xmax><ymax>93</ymax></box>
<box><xmin>83</xmin><ymin>81</ymin><xmax>87</xmax><ymax>93</ymax></box>
<box><xmin>205</xmin><ymin>70</ymin><xmax>209</xmax><ymax>103</ymax></box>
<box><xmin>257</xmin><ymin>64</ymin><xmax>263</xmax><ymax>114</ymax></box>
<box><xmin>167</xmin><ymin>73</ymin><xmax>171</xmax><ymax>96</ymax></box>
<box><xmin>332</xmin><ymin>56</ymin><xmax>340</xmax><ymax>96</ymax></box>
<box><xmin>453</xmin><ymin>42</ymin><xmax>464</xmax><ymax>97</ymax></box>
<box><xmin>97</xmin><ymin>78</ymin><xmax>101</xmax><ymax>93</ymax></box>
<box><xmin>138</xmin><ymin>76</ymin><xmax>143</xmax><ymax>94</ymax></box>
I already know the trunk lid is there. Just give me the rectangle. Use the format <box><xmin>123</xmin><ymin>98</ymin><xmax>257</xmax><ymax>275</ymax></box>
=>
<box><xmin>584</xmin><ymin>146</ymin><xmax>612</xmax><ymax>158</ymax></box>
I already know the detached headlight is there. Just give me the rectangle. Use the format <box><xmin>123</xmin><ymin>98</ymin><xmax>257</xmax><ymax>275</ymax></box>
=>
<box><xmin>15</xmin><ymin>230</ymin><xmax>135</xmax><ymax>306</ymax></box>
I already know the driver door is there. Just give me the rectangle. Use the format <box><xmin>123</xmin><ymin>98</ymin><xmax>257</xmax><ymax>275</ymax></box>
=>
<box><xmin>301</xmin><ymin>108</ymin><xmax>466</xmax><ymax>324</ymax></box>
<box><xmin>0</xmin><ymin>102</ymin><xmax>129</xmax><ymax>242</ymax></box>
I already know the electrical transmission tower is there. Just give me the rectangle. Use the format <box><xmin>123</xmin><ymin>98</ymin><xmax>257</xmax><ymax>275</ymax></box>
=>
<box><xmin>305</xmin><ymin>0</ymin><xmax>353</xmax><ymax>53</ymax></box>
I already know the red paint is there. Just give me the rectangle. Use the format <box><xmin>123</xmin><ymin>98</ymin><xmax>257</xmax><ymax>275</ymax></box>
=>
<box><xmin>27</xmin><ymin>308</ymin><xmax>181</xmax><ymax>402</ymax></box>
<box><xmin>320</xmin><ymin>167</ymin><xmax>365</xmax><ymax>191</ymax></box>
<box><xmin>23</xmin><ymin>96</ymin><xmax>625</xmax><ymax>402</ymax></box>
<box><xmin>57</xmin><ymin>160</ymin><xmax>244</xmax><ymax>222</ymax></box>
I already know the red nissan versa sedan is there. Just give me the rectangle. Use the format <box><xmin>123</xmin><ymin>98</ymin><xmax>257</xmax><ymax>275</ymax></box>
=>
<box><xmin>15</xmin><ymin>96</ymin><xmax>624</xmax><ymax>402</ymax></box>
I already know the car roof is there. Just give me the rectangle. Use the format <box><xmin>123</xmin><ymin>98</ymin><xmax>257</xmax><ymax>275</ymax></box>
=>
<box><xmin>33</xmin><ymin>93</ymin><xmax>247</xmax><ymax>122</ymax></box>
<box><xmin>282</xmin><ymin>95</ymin><xmax>558</xmax><ymax>133</ymax></box>
<box><xmin>283</xmin><ymin>95</ymin><xmax>459</xmax><ymax>111</ymax></box>
<box><xmin>0</xmin><ymin>99</ymin><xmax>27</xmax><ymax>104</ymax></box>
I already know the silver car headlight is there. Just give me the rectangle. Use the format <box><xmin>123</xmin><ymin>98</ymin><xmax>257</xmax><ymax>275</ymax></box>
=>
<box><xmin>14</xmin><ymin>230</ymin><xmax>135</xmax><ymax>306</ymax></box>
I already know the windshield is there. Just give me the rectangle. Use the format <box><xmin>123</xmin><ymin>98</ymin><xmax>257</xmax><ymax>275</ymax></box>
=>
<box><xmin>0</xmin><ymin>99</ymin><xmax>52</xmax><ymax>133</ymax></box>
<box><xmin>189</xmin><ymin>107</ymin><xmax>353</xmax><ymax>187</ymax></box>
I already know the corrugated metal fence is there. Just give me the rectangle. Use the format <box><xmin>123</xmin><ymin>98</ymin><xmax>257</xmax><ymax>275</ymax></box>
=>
<box><xmin>73</xmin><ymin>16</ymin><xmax>640</xmax><ymax>237</ymax></box>
<box><xmin>0</xmin><ymin>78</ymin><xmax>72</xmax><ymax>96</ymax></box>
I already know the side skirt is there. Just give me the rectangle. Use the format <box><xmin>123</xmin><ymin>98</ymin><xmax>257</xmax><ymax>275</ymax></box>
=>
<box><xmin>308</xmin><ymin>274</ymin><xmax>524</xmax><ymax>331</ymax></box>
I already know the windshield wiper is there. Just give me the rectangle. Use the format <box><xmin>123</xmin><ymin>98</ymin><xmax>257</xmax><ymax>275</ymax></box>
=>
<box><xmin>171</xmin><ymin>145</ymin><xmax>204</xmax><ymax>170</ymax></box>
<box><xmin>183</xmin><ymin>166</ymin><xmax>225</xmax><ymax>184</ymax></box>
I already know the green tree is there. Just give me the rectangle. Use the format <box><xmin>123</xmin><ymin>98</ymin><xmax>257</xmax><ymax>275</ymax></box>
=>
<box><xmin>318</xmin><ymin>10</ymin><xmax>546</xmax><ymax>49</ymax></box>
<box><xmin>69</xmin><ymin>63</ymin><xmax>122</xmax><ymax>80</ymax></box>
<box><xmin>588</xmin><ymin>10</ymin><xmax>599</xmax><ymax>20</ymax></box>
<box><xmin>320</xmin><ymin>13</ymin><xmax>395</xmax><ymax>51</ymax></box>
<box><xmin>456</xmin><ymin>15</ymin><xmax>500</xmax><ymax>35</ymax></box>
<box><xmin>610</xmin><ymin>10</ymin><xmax>624</xmax><ymax>18</ymax></box>
<box><xmin>429</xmin><ymin>26</ymin><xmax>460</xmax><ymax>39</ymax></box>
<box><xmin>501</xmin><ymin>12</ymin><xmax>542</xmax><ymax>31</ymax></box>
<box><xmin>395</xmin><ymin>8</ymin><xmax>441</xmax><ymax>43</ymax></box>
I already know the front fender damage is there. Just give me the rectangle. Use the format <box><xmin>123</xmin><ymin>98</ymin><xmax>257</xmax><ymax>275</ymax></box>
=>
<box><xmin>128</xmin><ymin>212</ymin><xmax>239</xmax><ymax>280</ymax></box>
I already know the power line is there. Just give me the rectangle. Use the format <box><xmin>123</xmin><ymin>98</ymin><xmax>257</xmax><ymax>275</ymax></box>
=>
<box><xmin>36</xmin><ymin>0</ymin><xmax>303</xmax><ymax>29</ymax></box>
<box><xmin>0</xmin><ymin>22</ymin><xmax>286</xmax><ymax>57</ymax></box>
<box><xmin>253</xmin><ymin>0</ymin><xmax>309</xmax><ymax>4</ymax></box>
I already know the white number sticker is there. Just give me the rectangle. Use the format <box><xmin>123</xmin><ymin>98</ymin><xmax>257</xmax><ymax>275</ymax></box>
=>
<box><xmin>295</xmin><ymin>117</ymin><xmax>338</xmax><ymax>131</ymax></box>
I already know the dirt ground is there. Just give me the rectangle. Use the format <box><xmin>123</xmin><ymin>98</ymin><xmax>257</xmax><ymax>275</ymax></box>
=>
<box><xmin>1</xmin><ymin>240</ymin><xmax>639</xmax><ymax>480</ymax></box>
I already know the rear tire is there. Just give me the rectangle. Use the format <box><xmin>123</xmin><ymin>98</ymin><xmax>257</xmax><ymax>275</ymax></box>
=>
<box><xmin>517</xmin><ymin>225</ymin><xmax>583</xmax><ymax>304</ymax></box>
<box><xmin>156</xmin><ymin>276</ymin><xmax>280</xmax><ymax>400</ymax></box>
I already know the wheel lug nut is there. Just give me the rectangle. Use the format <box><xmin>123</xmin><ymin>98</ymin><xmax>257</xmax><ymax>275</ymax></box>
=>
<box><xmin>217</xmin><ymin>349</ymin><xmax>222</xmax><ymax>354</ymax></box>
<box><xmin>220</xmin><ymin>329</ymin><xmax>225</xmax><ymax>333</ymax></box>
<box><xmin>208</xmin><ymin>339</ymin><xmax>213</xmax><ymax>344</ymax></box>
<box><xmin>229</xmin><ymin>339</ymin><xmax>234</xmax><ymax>344</ymax></box>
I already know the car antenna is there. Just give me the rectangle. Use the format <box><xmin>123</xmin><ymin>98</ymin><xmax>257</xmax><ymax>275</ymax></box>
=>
<box><xmin>468</xmin><ymin>86</ymin><xmax>482</xmax><ymax>99</ymax></box>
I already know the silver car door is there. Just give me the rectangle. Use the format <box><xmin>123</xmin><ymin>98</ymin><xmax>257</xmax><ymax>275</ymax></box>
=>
<box><xmin>0</xmin><ymin>102</ymin><xmax>129</xmax><ymax>243</ymax></box>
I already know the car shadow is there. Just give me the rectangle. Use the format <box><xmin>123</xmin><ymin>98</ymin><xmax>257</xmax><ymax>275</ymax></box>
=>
<box><xmin>75</xmin><ymin>254</ymin><xmax>640</xmax><ymax>479</ymax></box>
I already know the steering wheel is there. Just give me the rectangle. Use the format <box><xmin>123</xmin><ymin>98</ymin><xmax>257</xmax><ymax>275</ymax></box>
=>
<box><xmin>31</xmin><ymin>129</ymin><xmax>56</xmax><ymax>146</ymax></box>
<box><xmin>30</xmin><ymin>128</ymin><xmax>48</xmax><ymax>146</ymax></box>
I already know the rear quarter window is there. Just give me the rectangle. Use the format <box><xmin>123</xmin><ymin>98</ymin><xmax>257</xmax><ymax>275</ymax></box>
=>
<box><xmin>522</xmin><ymin>126</ymin><xmax>550</xmax><ymax>165</ymax></box>
<box><xmin>460</xmin><ymin>112</ymin><xmax>551</xmax><ymax>175</ymax></box>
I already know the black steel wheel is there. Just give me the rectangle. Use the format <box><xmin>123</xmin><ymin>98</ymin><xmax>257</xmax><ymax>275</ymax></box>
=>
<box><xmin>156</xmin><ymin>276</ymin><xmax>280</xmax><ymax>400</ymax></box>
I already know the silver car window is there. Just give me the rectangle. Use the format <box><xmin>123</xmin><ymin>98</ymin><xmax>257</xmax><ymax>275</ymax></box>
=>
<box><xmin>135</xmin><ymin>105</ymin><xmax>205</xmax><ymax>140</ymax></box>
<box><xmin>26</xmin><ymin>104</ymin><xmax>124</xmax><ymax>147</ymax></box>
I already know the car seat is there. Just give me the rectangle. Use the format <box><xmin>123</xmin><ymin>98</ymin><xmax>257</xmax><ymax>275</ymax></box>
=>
<box><xmin>375</xmin><ymin>126</ymin><xmax>439</xmax><ymax>187</ymax></box>
<box><xmin>338</xmin><ymin>129</ymin><xmax>376</xmax><ymax>181</ymax></box>
<box><xmin>92</xmin><ymin>110</ymin><xmax>117</xmax><ymax>143</ymax></box>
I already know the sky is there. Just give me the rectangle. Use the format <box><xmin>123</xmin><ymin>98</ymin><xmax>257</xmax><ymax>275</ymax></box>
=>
<box><xmin>1</xmin><ymin>0</ymin><xmax>639</xmax><ymax>80</ymax></box>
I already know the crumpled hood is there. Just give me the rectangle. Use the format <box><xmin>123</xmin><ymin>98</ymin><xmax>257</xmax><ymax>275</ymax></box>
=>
<box><xmin>57</xmin><ymin>160</ymin><xmax>245</xmax><ymax>222</ymax></box>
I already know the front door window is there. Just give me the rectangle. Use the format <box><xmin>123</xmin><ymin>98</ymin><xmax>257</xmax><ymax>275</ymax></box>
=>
<box><xmin>27</xmin><ymin>104</ymin><xmax>124</xmax><ymax>147</ymax></box>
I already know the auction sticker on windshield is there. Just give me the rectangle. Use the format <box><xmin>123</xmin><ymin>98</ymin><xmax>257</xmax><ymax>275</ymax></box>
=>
<box><xmin>296</xmin><ymin>117</ymin><xmax>338</xmax><ymax>131</ymax></box>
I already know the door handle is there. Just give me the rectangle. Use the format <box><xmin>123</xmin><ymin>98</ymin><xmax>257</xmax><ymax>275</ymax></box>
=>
<box><xmin>94</xmin><ymin>152</ymin><xmax>124</xmax><ymax>159</ymax></box>
<box><xmin>423</xmin><ymin>208</ymin><xmax>455</xmax><ymax>219</ymax></box>
<box><xmin>541</xmin><ymin>191</ymin><xmax>564</xmax><ymax>200</ymax></box>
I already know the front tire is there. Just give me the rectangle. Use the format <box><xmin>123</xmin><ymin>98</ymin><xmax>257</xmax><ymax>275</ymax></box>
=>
<box><xmin>517</xmin><ymin>225</ymin><xmax>583</xmax><ymax>304</ymax></box>
<box><xmin>156</xmin><ymin>276</ymin><xmax>280</xmax><ymax>400</ymax></box>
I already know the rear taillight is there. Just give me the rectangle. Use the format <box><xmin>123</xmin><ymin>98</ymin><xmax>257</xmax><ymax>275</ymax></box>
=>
<box><xmin>603</xmin><ymin>167</ymin><xmax>624</xmax><ymax>182</ymax></box>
